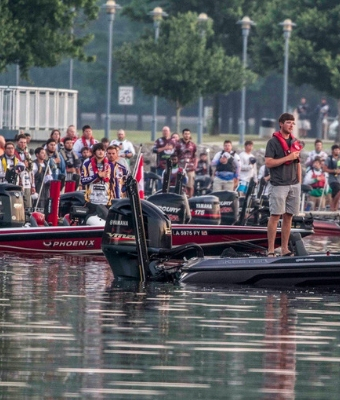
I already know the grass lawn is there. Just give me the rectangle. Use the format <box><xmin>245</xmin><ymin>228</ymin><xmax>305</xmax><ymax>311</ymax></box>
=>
<box><xmin>92</xmin><ymin>129</ymin><xmax>332</xmax><ymax>153</ymax></box>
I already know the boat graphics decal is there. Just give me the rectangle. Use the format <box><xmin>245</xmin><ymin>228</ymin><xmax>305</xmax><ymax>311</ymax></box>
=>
<box><xmin>43</xmin><ymin>240</ymin><xmax>95</xmax><ymax>248</ymax></box>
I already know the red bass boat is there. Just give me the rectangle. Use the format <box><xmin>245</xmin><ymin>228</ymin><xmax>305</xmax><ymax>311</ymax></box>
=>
<box><xmin>0</xmin><ymin>183</ymin><xmax>313</xmax><ymax>255</ymax></box>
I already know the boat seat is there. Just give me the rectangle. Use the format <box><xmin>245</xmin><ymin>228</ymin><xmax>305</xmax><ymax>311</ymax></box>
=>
<box><xmin>289</xmin><ymin>232</ymin><xmax>308</xmax><ymax>256</ymax></box>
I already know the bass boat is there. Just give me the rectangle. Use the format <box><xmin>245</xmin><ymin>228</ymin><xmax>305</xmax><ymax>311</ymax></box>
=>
<box><xmin>102</xmin><ymin>177</ymin><xmax>340</xmax><ymax>288</ymax></box>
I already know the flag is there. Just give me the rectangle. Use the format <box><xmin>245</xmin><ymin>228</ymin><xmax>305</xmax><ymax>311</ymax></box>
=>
<box><xmin>134</xmin><ymin>153</ymin><xmax>144</xmax><ymax>199</ymax></box>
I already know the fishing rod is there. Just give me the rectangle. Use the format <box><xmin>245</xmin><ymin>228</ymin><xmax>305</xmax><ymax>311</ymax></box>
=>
<box><xmin>34</xmin><ymin>157</ymin><xmax>51</xmax><ymax>212</ymax></box>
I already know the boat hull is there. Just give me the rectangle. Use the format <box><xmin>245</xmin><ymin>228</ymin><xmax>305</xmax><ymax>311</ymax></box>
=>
<box><xmin>312</xmin><ymin>220</ymin><xmax>340</xmax><ymax>236</ymax></box>
<box><xmin>180</xmin><ymin>254</ymin><xmax>340</xmax><ymax>287</ymax></box>
<box><xmin>171</xmin><ymin>224</ymin><xmax>312</xmax><ymax>255</ymax></box>
<box><xmin>0</xmin><ymin>225</ymin><xmax>104</xmax><ymax>254</ymax></box>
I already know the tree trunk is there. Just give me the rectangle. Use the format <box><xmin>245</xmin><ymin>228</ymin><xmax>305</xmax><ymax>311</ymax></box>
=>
<box><xmin>210</xmin><ymin>93</ymin><xmax>220</xmax><ymax>136</ymax></box>
<box><xmin>176</xmin><ymin>101</ymin><xmax>182</xmax><ymax>133</ymax></box>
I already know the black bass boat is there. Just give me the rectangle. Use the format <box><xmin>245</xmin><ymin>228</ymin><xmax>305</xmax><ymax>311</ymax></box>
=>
<box><xmin>101</xmin><ymin>177</ymin><xmax>340</xmax><ymax>287</ymax></box>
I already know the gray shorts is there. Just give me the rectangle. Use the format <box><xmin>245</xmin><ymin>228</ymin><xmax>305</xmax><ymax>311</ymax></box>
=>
<box><xmin>268</xmin><ymin>183</ymin><xmax>301</xmax><ymax>215</ymax></box>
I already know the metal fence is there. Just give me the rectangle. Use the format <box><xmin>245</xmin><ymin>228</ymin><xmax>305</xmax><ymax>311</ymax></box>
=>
<box><xmin>0</xmin><ymin>86</ymin><xmax>77</xmax><ymax>140</ymax></box>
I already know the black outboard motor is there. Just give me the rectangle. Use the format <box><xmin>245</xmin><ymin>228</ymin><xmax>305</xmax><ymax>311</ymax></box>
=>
<box><xmin>148</xmin><ymin>192</ymin><xmax>191</xmax><ymax>224</ymax></box>
<box><xmin>0</xmin><ymin>183</ymin><xmax>25</xmax><ymax>227</ymax></box>
<box><xmin>188</xmin><ymin>195</ymin><xmax>221</xmax><ymax>225</ymax></box>
<box><xmin>194</xmin><ymin>175</ymin><xmax>212</xmax><ymax>196</ymax></box>
<box><xmin>210</xmin><ymin>190</ymin><xmax>239</xmax><ymax>225</ymax></box>
<box><xmin>102</xmin><ymin>198</ymin><xmax>172</xmax><ymax>280</ymax></box>
<box><xmin>59</xmin><ymin>191</ymin><xmax>85</xmax><ymax>217</ymax></box>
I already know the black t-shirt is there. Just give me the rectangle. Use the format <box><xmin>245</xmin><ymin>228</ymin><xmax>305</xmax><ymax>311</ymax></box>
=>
<box><xmin>265</xmin><ymin>136</ymin><xmax>299</xmax><ymax>186</ymax></box>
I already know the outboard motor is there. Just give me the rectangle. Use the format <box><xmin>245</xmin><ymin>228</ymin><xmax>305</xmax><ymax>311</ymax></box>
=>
<box><xmin>148</xmin><ymin>192</ymin><xmax>191</xmax><ymax>224</ymax></box>
<box><xmin>189</xmin><ymin>195</ymin><xmax>221</xmax><ymax>225</ymax></box>
<box><xmin>63</xmin><ymin>204</ymin><xmax>108</xmax><ymax>226</ymax></box>
<box><xmin>59</xmin><ymin>191</ymin><xmax>85</xmax><ymax>217</ymax></box>
<box><xmin>211</xmin><ymin>190</ymin><xmax>239</xmax><ymax>225</ymax></box>
<box><xmin>0</xmin><ymin>183</ymin><xmax>25</xmax><ymax>227</ymax></box>
<box><xmin>102</xmin><ymin>199</ymin><xmax>172</xmax><ymax>280</ymax></box>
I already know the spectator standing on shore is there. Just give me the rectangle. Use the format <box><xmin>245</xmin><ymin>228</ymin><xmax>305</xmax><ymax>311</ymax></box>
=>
<box><xmin>322</xmin><ymin>144</ymin><xmax>340</xmax><ymax>211</ymax></box>
<box><xmin>211</xmin><ymin>140</ymin><xmax>240</xmax><ymax>191</ymax></box>
<box><xmin>153</xmin><ymin>126</ymin><xmax>176</xmax><ymax>181</ymax></box>
<box><xmin>45</xmin><ymin>138</ymin><xmax>65</xmax><ymax>180</ymax></box>
<box><xmin>315</xmin><ymin>97</ymin><xmax>330</xmax><ymax>139</ymax></box>
<box><xmin>0</xmin><ymin>142</ymin><xmax>21</xmax><ymax>184</ymax></box>
<box><xmin>73</xmin><ymin>125</ymin><xmax>98</xmax><ymax>157</ymax></box>
<box><xmin>79</xmin><ymin>146</ymin><xmax>92</xmax><ymax>167</ymax></box>
<box><xmin>48</xmin><ymin>129</ymin><xmax>63</xmax><ymax>151</ymax></box>
<box><xmin>238</xmin><ymin>140</ymin><xmax>257</xmax><ymax>196</ymax></box>
<box><xmin>265</xmin><ymin>113</ymin><xmax>302</xmax><ymax>257</ymax></box>
<box><xmin>32</xmin><ymin>147</ymin><xmax>53</xmax><ymax>210</ymax></box>
<box><xmin>61</xmin><ymin>125</ymin><xmax>78</xmax><ymax>144</ymax></box>
<box><xmin>305</xmin><ymin>139</ymin><xmax>328</xmax><ymax>170</ymax></box>
<box><xmin>296</xmin><ymin>97</ymin><xmax>311</xmax><ymax>138</ymax></box>
<box><xmin>110</xmin><ymin>129</ymin><xmax>135</xmax><ymax>167</ymax></box>
<box><xmin>196</xmin><ymin>152</ymin><xmax>212</xmax><ymax>177</ymax></box>
<box><xmin>303</xmin><ymin>157</ymin><xmax>330</xmax><ymax>210</ymax></box>
<box><xmin>175</xmin><ymin>128</ymin><xmax>197</xmax><ymax>198</ymax></box>
<box><xmin>101</xmin><ymin>137</ymin><xmax>110</xmax><ymax>151</ymax></box>
<box><xmin>0</xmin><ymin>135</ymin><xmax>5</xmax><ymax>157</ymax></box>
<box><xmin>59</xmin><ymin>137</ymin><xmax>81</xmax><ymax>184</ymax></box>
<box><xmin>162</xmin><ymin>153</ymin><xmax>188</xmax><ymax>188</ymax></box>
<box><xmin>171</xmin><ymin>132</ymin><xmax>180</xmax><ymax>143</ymax></box>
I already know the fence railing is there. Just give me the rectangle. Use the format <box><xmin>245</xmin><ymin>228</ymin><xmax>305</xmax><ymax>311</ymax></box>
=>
<box><xmin>0</xmin><ymin>86</ymin><xmax>77</xmax><ymax>140</ymax></box>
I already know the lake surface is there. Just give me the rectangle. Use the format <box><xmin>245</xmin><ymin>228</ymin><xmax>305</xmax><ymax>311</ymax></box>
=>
<box><xmin>1</xmin><ymin>235</ymin><xmax>340</xmax><ymax>399</ymax></box>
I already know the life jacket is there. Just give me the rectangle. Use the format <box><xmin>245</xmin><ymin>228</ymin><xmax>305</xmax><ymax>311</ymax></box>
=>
<box><xmin>216</xmin><ymin>153</ymin><xmax>235</xmax><ymax>173</ymax></box>
<box><xmin>310</xmin><ymin>168</ymin><xmax>325</xmax><ymax>189</ymax></box>
<box><xmin>273</xmin><ymin>131</ymin><xmax>303</xmax><ymax>165</ymax></box>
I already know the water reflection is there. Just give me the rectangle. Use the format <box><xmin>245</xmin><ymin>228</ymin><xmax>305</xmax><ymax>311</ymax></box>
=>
<box><xmin>0</xmin><ymin>240</ymin><xmax>340</xmax><ymax>399</ymax></box>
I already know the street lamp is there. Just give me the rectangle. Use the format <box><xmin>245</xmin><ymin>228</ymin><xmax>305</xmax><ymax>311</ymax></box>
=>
<box><xmin>279</xmin><ymin>18</ymin><xmax>296</xmax><ymax>113</ymax></box>
<box><xmin>104</xmin><ymin>0</ymin><xmax>121</xmax><ymax>139</ymax></box>
<box><xmin>69</xmin><ymin>7</ymin><xmax>75</xmax><ymax>89</ymax></box>
<box><xmin>149</xmin><ymin>7</ymin><xmax>168</xmax><ymax>141</ymax></box>
<box><xmin>197</xmin><ymin>13</ymin><xmax>209</xmax><ymax>145</ymax></box>
<box><xmin>237</xmin><ymin>16</ymin><xmax>255</xmax><ymax>146</ymax></box>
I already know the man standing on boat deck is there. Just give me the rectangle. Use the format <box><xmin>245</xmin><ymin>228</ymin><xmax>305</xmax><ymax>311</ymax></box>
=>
<box><xmin>81</xmin><ymin>142</ymin><xmax>112</xmax><ymax>207</ymax></box>
<box><xmin>106</xmin><ymin>145</ymin><xmax>129</xmax><ymax>199</ymax></box>
<box><xmin>265</xmin><ymin>113</ymin><xmax>302</xmax><ymax>257</ymax></box>
<box><xmin>175</xmin><ymin>128</ymin><xmax>197</xmax><ymax>198</ymax></box>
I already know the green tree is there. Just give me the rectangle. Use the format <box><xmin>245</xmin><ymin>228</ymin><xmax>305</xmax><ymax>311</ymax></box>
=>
<box><xmin>251</xmin><ymin>0</ymin><xmax>340</xmax><ymax>139</ymax></box>
<box><xmin>0</xmin><ymin>0</ymin><xmax>99</xmax><ymax>77</ymax></box>
<box><xmin>122</xmin><ymin>0</ymin><xmax>264</xmax><ymax>134</ymax></box>
<box><xmin>115</xmin><ymin>12</ymin><xmax>254</xmax><ymax>132</ymax></box>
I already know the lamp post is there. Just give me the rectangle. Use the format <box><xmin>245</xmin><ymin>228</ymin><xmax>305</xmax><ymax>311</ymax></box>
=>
<box><xmin>16</xmin><ymin>65</ymin><xmax>19</xmax><ymax>86</ymax></box>
<box><xmin>280</xmin><ymin>19</ymin><xmax>296</xmax><ymax>113</ymax></box>
<box><xmin>197</xmin><ymin>13</ymin><xmax>209</xmax><ymax>145</ymax></box>
<box><xmin>104</xmin><ymin>0</ymin><xmax>121</xmax><ymax>139</ymax></box>
<box><xmin>237</xmin><ymin>16</ymin><xmax>255</xmax><ymax>146</ymax></box>
<box><xmin>149</xmin><ymin>7</ymin><xmax>168</xmax><ymax>141</ymax></box>
<box><xmin>69</xmin><ymin>7</ymin><xmax>75</xmax><ymax>89</ymax></box>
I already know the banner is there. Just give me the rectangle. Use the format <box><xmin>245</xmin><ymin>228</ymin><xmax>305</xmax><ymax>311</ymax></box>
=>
<box><xmin>133</xmin><ymin>153</ymin><xmax>144</xmax><ymax>199</ymax></box>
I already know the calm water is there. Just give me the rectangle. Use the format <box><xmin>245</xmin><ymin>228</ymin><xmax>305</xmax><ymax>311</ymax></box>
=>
<box><xmin>1</xmin><ymin>236</ymin><xmax>340</xmax><ymax>399</ymax></box>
